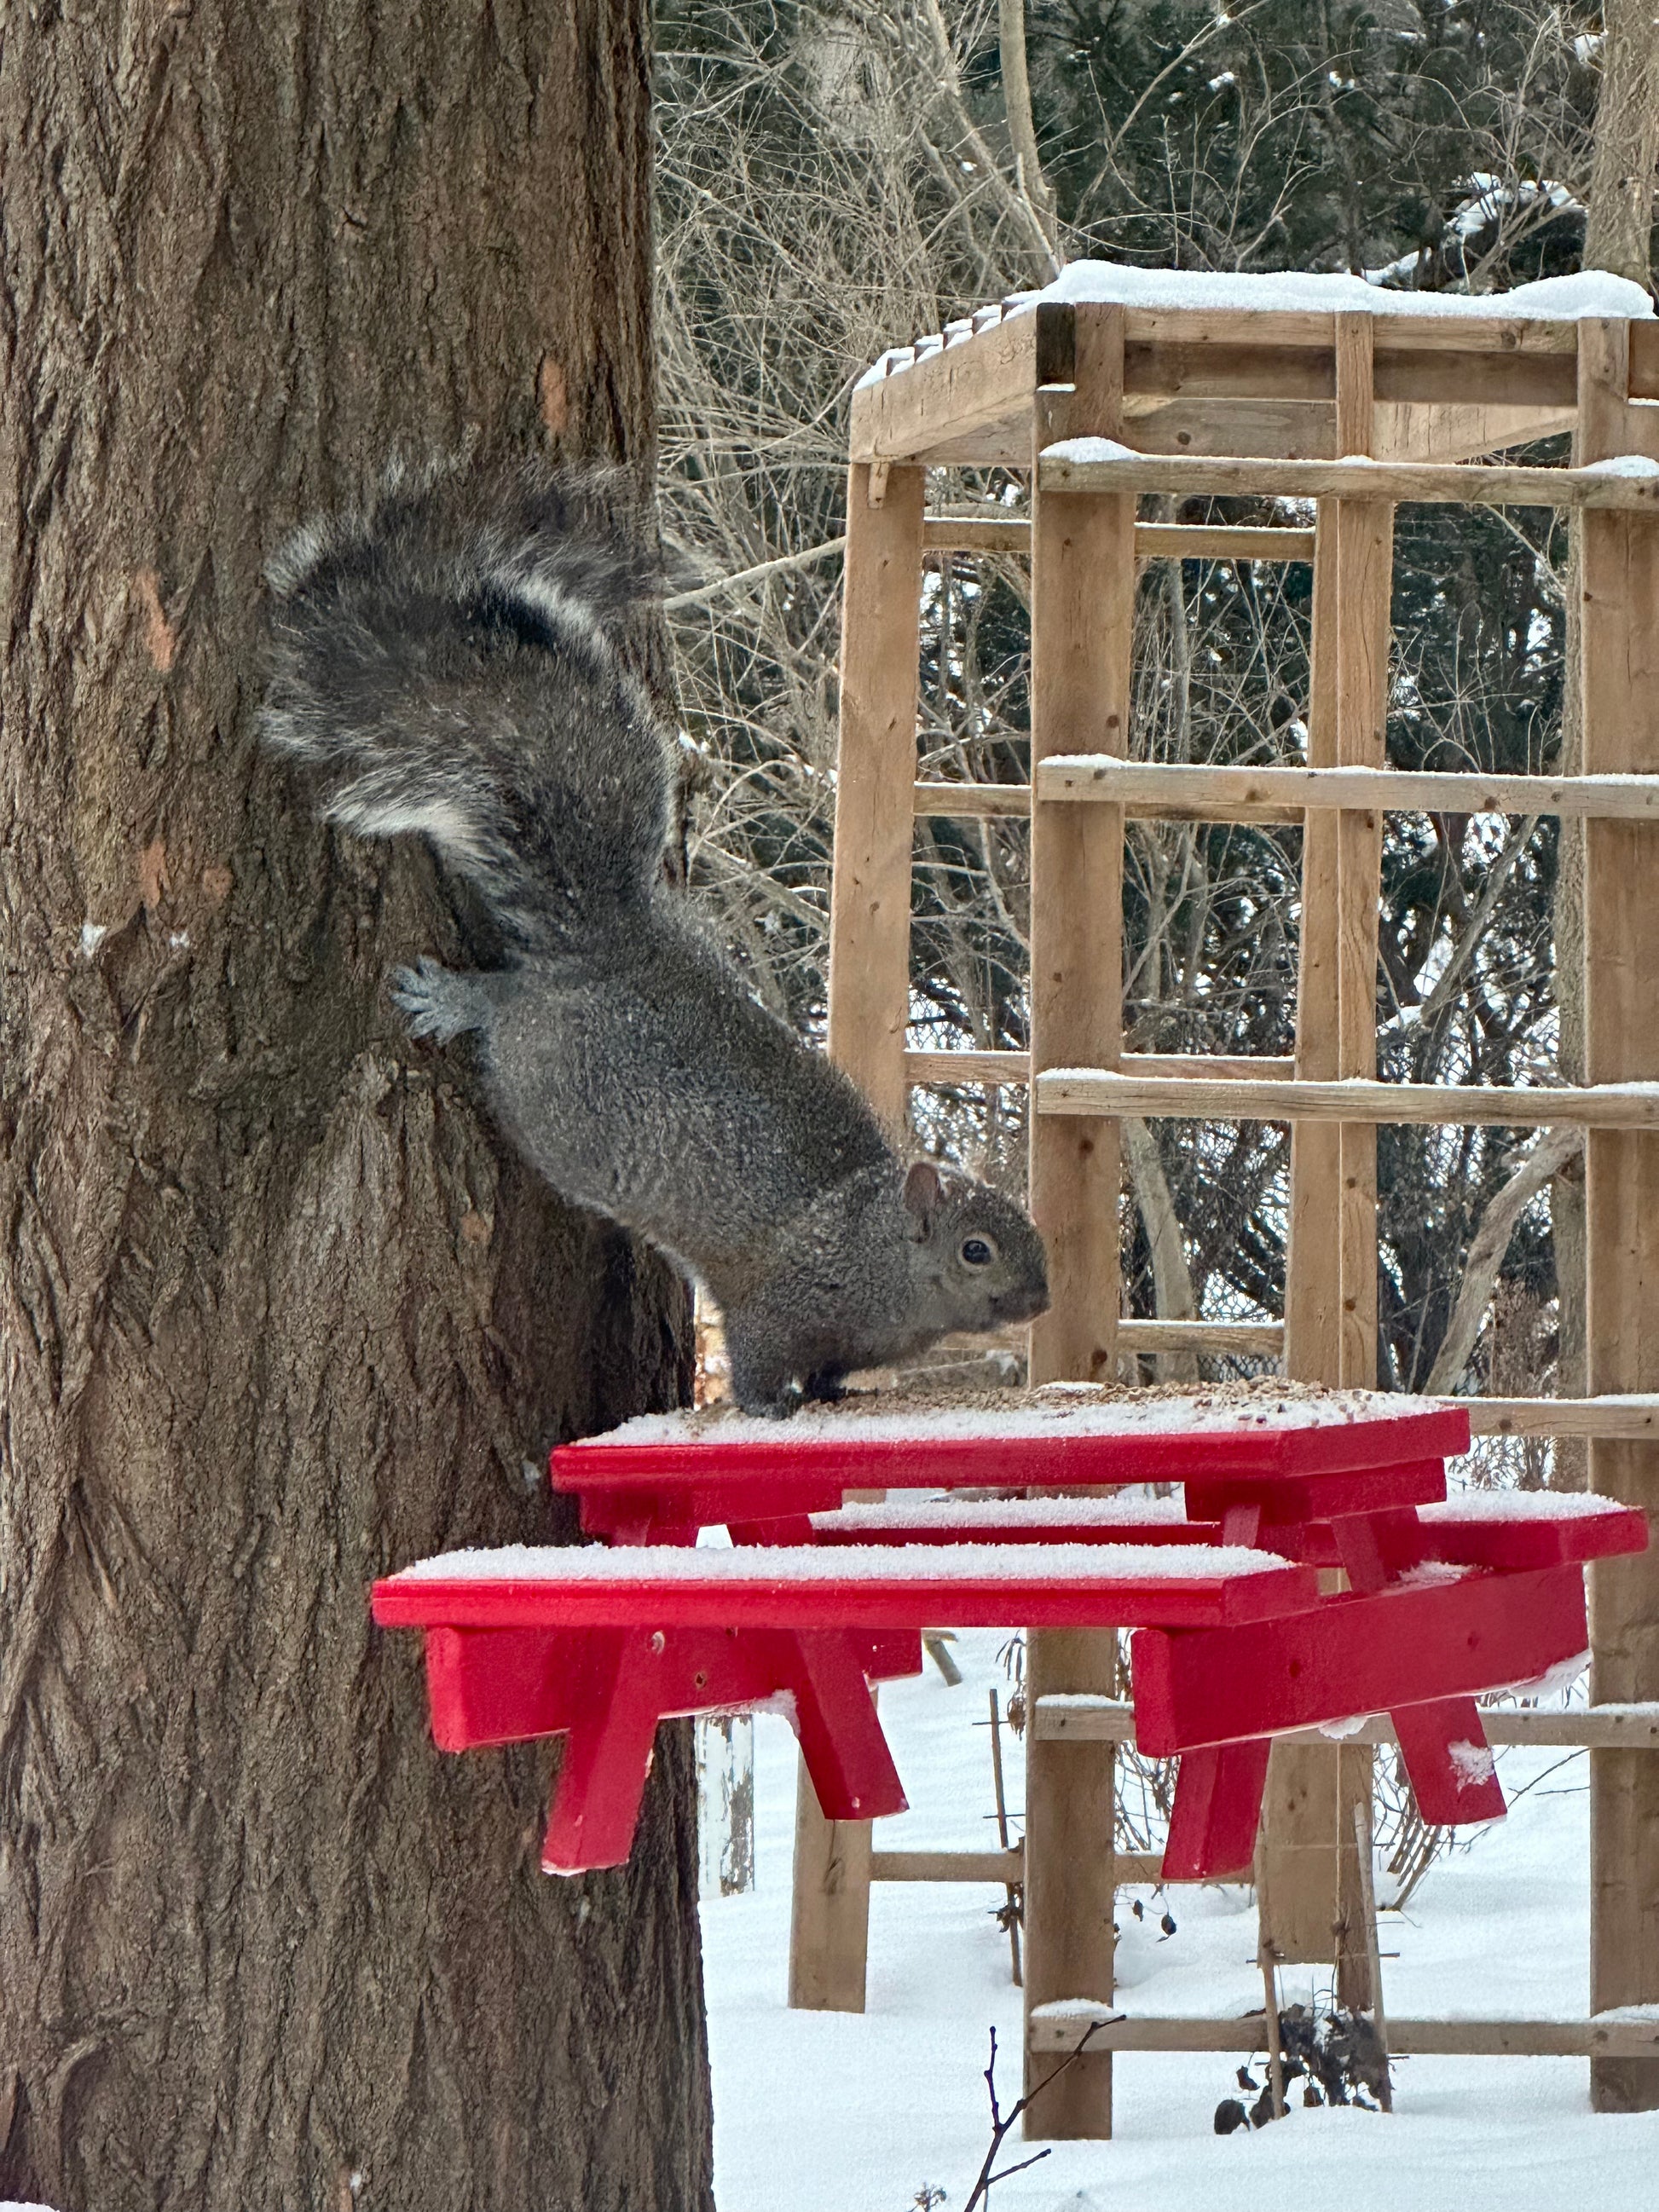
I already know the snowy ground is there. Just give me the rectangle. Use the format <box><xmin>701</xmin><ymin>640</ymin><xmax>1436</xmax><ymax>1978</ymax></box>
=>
<box><xmin>701</xmin><ymin>1628</ymin><xmax>1659</xmax><ymax>2212</ymax></box>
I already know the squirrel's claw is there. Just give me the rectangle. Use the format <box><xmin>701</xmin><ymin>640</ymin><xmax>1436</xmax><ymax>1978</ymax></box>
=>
<box><xmin>391</xmin><ymin>956</ymin><xmax>488</xmax><ymax>1042</ymax></box>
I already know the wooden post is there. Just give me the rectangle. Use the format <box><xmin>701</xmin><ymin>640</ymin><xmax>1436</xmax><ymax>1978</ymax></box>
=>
<box><xmin>1022</xmin><ymin>301</ymin><xmax>1131</xmax><ymax>2140</ymax></box>
<box><xmin>1284</xmin><ymin>502</ymin><xmax>1343</xmax><ymax>1384</ymax></box>
<box><xmin>824</xmin><ymin>460</ymin><xmax>927</xmax><ymax>1130</ymax></box>
<box><xmin>1332</xmin><ymin>315</ymin><xmax>1391</xmax><ymax>1391</ymax></box>
<box><xmin>1577</xmin><ymin>317</ymin><xmax>1659</xmax><ymax>2113</ymax></box>
<box><xmin>1266</xmin><ymin>315</ymin><xmax>1385</xmax><ymax>2004</ymax></box>
<box><xmin>789</xmin><ymin>459</ymin><xmax>925</xmax><ymax>2012</ymax></box>
<box><xmin>1023</xmin><ymin>1629</ymin><xmax>1119</xmax><ymax>2139</ymax></box>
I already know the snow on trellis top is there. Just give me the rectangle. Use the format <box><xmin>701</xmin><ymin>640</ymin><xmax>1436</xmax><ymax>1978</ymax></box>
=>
<box><xmin>570</xmin><ymin>1381</ymin><xmax>1454</xmax><ymax>1452</ymax></box>
<box><xmin>856</xmin><ymin>260</ymin><xmax>1656</xmax><ymax>389</ymax></box>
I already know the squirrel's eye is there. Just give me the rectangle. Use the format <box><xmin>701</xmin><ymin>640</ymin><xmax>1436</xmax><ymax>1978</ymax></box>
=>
<box><xmin>961</xmin><ymin>1235</ymin><xmax>997</xmax><ymax>1267</ymax></box>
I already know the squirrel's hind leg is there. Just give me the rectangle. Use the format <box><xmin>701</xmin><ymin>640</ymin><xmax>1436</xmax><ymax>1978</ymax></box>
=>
<box><xmin>391</xmin><ymin>956</ymin><xmax>493</xmax><ymax>1042</ymax></box>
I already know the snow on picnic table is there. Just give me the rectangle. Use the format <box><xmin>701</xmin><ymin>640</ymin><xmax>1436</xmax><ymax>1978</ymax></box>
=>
<box><xmin>386</xmin><ymin>1537</ymin><xmax>1298</xmax><ymax>1583</ymax></box>
<box><xmin>702</xmin><ymin>1615</ymin><xmax>1658</xmax><ymax>2212</ymax></box>
<box><xmin>575</xmin><ymin>1382</ymin><xmax>1444</xmax><ymax>1450</ymax></box>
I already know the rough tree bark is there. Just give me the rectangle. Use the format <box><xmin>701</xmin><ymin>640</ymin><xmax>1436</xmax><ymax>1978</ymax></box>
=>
<box><xmin>0</xmin><ymin>10</ymin><xmax>713</xmax><ymax>2212</ymax></box>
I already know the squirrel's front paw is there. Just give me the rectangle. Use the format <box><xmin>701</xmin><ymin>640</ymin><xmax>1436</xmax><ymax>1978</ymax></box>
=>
<box><xmin>390</xmin><ymin>956</ymin><xmax>486</xmax><ymax>1042</ymax></box>
<box><xmin>730</xmin><ymin>1376</ymin><xmax>803</xmax><ymax>1420</ymax></box>
<box><xmin>749</xmin><ymin>1383</ymin><xmax>804</xmax><ymax>1421</ymax></box>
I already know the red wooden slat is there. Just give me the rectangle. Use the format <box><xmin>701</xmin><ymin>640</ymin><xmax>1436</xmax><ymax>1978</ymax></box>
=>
<box><xmin>569</xmin><ymin>1453</ymin><xmax>1450</xmax><ymax>1544</ymax></box>
<box><xmin>807</xmin><ymin>1516</ymin><xmax>1221</xmax><ymax>1549</ymax></box>
<box><xmin>373</xmin><ymin>1554</ymin><xmax>1321</xmax><ymax>1634</ymax></box>
<box><xmin>552</xmin><ymin>1402</ymin><xmax>1470</xmax><ymax>1498</ymax></box>
<box><xmin>1130</xmin><ymin>1564</ymin><xmax>1588</xmax><ymax>1754</ymax></box>
<box><xmin>1393</xmin><ymin>1697</ymin><xmax>1506</xmax><ymax>1825</ymax></box>
<box><xmin>1257</xmin><ymin>1501</ymin><xmax>1650</xmax><ymax>1574</ymax></box>
<box><xmin>1182</xmin><ymin>1457</ymin><xmax>1448</xmax><ymax>1526</ymax></box>
<box><xmin>1413</xmin><ymin>1501</ymin><xmax>1648</xmax><ymax>1571</ymax></box>
<box><xmin>1163</xmin><ymin>1740</ymin><xmax>1272</xmax><ymax>1880</ymax></box>
<box><xmin>424</xmin><ymin>1622</ymin><xmax>919</xmax><ymax>1751</ymax></box>
<box><xmin>802</xmin><ymin>1499</ymin><xmax>1650</xmax><ymax>1564</ymax></box>
<box><xmin>539</xmin><ymin>1634</ymin><xmax>665</xmax><ymax>1874</ymax></box>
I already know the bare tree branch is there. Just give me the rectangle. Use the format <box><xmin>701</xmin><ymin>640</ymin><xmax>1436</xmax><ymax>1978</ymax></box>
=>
<box><xmin>665</xmin><ymin>537</ymin><xmax>847</xmax><ymax>611</ymax></box>
<box><xmin>997</xmin><ymin>0</ymin><xmax>1057</xmax><ymax>248</ymax></box>
<box><xmin>1426</xmin><ymin>1124</ymin><xmax>1582</xmax><ymax>1395</ymax></box>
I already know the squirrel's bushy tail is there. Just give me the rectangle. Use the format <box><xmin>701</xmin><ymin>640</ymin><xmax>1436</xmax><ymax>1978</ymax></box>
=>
<box><xmin>262</xmin><ymin>459</ymin><xmax>673</xmax><ymax>949</ymax></box>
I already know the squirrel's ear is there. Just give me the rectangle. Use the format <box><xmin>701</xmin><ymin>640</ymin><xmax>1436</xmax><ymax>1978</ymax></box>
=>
<box><xmin>902</xmin><ymin>1160</ymin><xmax>944</xmax><ymax>1236</ymax></box>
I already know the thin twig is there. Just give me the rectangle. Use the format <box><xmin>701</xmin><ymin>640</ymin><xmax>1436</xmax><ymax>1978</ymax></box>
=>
<box><xmin>987</xmin><ymin>1688</ymin><xmax>1023</xmax><ymax>1985</ymax></box>
<box><xmin>1352</xmin><ymin>1799</ymin><xmax>1394</xmax><ymax>2111</ymax></box>
<box><xmin>961</xmin><ymin>2018</ymin><xmax>1115</xmax><ymax>2209</ymax></box>
<box><xmin>1257</xmin><ymin>1940</ymin><xmax>1287</xmax><ymax>2120</ymax></box>
<box><xmin>663</xmin><ymin>536</ymin><xmax>847</xmax><ymax>611</ymax></box>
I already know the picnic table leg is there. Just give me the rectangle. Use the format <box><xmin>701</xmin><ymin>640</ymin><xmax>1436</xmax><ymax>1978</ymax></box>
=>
<box><xmin>785</xmin><ymin>1631</ymin><xmax>910</xmax><ymax>2014</ymax></box>
<box><xmin>540</xmin><ymin>1632</ymin><xmax>666</xmax><ymax>1874</ymax></box>
<box><xmin>776</xmin><ymin>1631</ymin><xmax>908</xmax><ymax>1822</ymax></box>
<box><xmin>1390</xmin><ymin>1696</ymin><xmax>1506</xmax><ymax>1826</ymax></box>
<box><xmin>1163</xmin><ymin>1739</ymin><xmax>1271</xmax><ymax>1881</ymax></box>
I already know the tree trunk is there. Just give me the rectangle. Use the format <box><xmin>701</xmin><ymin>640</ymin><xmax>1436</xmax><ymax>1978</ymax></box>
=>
<box><xmin>0</xmin><ymin>11</ymin><xmax>712</xmax><ymax>2212</ymax></box>
<box><xmin>1584</xmin><ymin>0</ymin><xmax>1659</xmax><ymax>284</ymax></box>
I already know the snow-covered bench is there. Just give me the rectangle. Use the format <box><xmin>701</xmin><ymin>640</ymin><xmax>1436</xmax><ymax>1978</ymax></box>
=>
<box><xmin>372</xmin><ymin>1498</ymin><xmax>1641</xmax><ymax>1876</ymax></box>
<box><xmin>373</xmin><ymin>1537</ymin><xmax>1317</xmax><ymax>1873</ymax></box>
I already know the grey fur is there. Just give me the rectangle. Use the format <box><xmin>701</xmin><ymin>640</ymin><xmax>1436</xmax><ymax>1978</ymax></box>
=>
<box><xmin>261</xmin><ymin>460</ymin><xmax>1049</xmax><ymax>1415</ymax></box>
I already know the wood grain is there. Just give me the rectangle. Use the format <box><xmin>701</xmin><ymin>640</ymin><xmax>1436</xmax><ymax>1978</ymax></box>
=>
<box><xmin>1022</xmin><ymin>304</ymin><xmax>1130</xmax><ymax>2142</ymax></box>
<box><xmin>1040</xmin><ymin>759</ymin><xmax>1659</xmax><ymax>818</ymax></box>
<box><xmin>1042</xmin><ymin>448</ymin><xmax>1659</xmax><ymax>511</ymax></box>
<box><xmin>826</xmin><ymin>464</ymin><xmax>925</xmax><ymax>1129</ymax></box>
<box><xmin>1577</xmin><ymin>315</ymin><xmax>1659</xmax><ymax>2113</ymax></box>
<box><xmin>793</xmin><ymin>461</ymin><xmax>928</xmax><ymax>2014</ymax></box>
<box><xmin>1027</xmin><ymin>2014</ymin><xmax>1659</xmax><ymax>2058</ymax></box>
<box><xmin>1038</xmin><ymin>1070</ymin><xmax>1659</xmax><ymax>1128</ymax></box>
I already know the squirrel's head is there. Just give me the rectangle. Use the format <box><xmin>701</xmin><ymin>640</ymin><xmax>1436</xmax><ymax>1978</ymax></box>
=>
<box><xmin>900</xmin><ymin>1161</ymin><xmax>1050</xmax><ymax>1336</ymax></box>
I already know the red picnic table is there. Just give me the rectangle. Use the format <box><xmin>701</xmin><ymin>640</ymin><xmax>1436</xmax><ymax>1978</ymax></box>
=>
<box><xmin>372</xmin><ymin>1389</ymin><xmax>1646</xmax><ymax>1879</ymax></box>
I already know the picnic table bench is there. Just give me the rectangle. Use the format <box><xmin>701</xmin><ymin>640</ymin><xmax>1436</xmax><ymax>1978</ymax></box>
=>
<box><xmin>371</xmin><ymin>1389</ymin><xmax>1647</xmax><ymax>1880</ymax></box>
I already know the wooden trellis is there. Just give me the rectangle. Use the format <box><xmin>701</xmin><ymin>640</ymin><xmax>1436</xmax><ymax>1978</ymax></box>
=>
<box><xmin>795</xmin><ymin>289</ymin><xmax>1659</xmax><ymax>2137</ymax></box>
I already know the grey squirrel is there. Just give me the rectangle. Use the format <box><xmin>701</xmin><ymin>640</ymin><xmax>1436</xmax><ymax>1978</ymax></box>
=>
<box><xmin>260</xmin><ymin>459</ymin><xmax>1049</xmax><ymax>1416</ymax></box>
